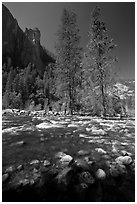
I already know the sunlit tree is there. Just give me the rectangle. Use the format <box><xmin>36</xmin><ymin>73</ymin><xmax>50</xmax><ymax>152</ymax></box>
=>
<box><xmin>55</xmin><ymin>8</ymin><xmax>82</xmax><ymax>114</ymax></box>
<box><xmin>82</xmin><ymin>6</ymin><xmax>117</xmax><ymax>116</ymax></box>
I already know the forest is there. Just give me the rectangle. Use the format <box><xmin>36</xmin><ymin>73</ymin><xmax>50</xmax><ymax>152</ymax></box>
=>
<box><xmin>3</xmin><ymin>6</ymin><xmax>132</xmax><ymax>117</ymax></box>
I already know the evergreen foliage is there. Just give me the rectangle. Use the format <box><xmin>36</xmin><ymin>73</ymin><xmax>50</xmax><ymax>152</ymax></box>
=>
<box><xmin>82</xmin><ymin>6</ymin><xmax>117</xmax><ymax>116</ymax></box>
<box><xmin>2</xmin><ymin>7</ymin><xmax>133</xmax><ymax>116</ymax></box>
<box><xmin>55</xmin><ymin>9</ymin><xmax>82</xmax><ymax>114</ymax></box>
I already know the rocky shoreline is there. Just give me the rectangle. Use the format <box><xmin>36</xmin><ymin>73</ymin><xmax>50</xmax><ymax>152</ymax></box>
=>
<box><xmin>2</xmin><ymin>151</ymin><xmax>135</xmax><ymax>202</ymax></box>
<box><xmin>2</xmin><ymin>108</ymin><xmax>135</xmax><ymax>119</ymax></box>
<box><xmin>2</xmin><ymin>109</ymin><xmax>135</xmax><ymax>201</ymax></box>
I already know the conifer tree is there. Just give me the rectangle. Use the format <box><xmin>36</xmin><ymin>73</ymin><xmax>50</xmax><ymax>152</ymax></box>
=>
<box><xmin>82</xmin><ymin>6</ymin><xmax>117</xmax><ymax>116</ymax></box>
<box><xmin>55</xmin><ymin>8</ymin><xmax>82</xmax><ymax>114</ymax></box>
<box><xmin>3</xmin><ymin>67</ymin><xmax>15</xmax><ymax>108</ymax></box>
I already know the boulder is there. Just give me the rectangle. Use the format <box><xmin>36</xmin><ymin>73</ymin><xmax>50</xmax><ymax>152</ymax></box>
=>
<box><xmin>123</xmin><ymin>156</ymin><xmax>132</xmax><ymax>165</ymax></box>
<box><xmin>115</xmin><ymin>156</ymin><xmax>132</xmax><ymax>165</ymax></box>
<box><xmin>17</xmin><ymin>179</ymin><xmax>30</xmax><ymax>187</ymax></box>
<box><xmin>116</xmin><ymin>164</ymin><xmax>127</xmax><ymax>174</ymax></box>
<box><xmin>109</xmin><ymin>165</ymin><xmax>120</xmax><ymax>177</ymax></box>
<box><xmin>79</xmin><ymin>134</ymin><xmax>88</xmax><ymax>138</ymax></box>
<box><xmin>96</xmin><ymin>169</ymin><xmax>106</xmax><ymax>180</ymax></box>
<box><xmin>109</xmin><ymin>163</ymin><xmax>127</xmax><ymax>177</ymax></box>
<box><xmin>17</xmin><ymin>164</ymin><xmax>23</xmax><ymax>171</ymax></box>
<box><xmin>121</xmin><ymin>150</ymin><xmax>132</xmax><ymax>156</ymax></box>
<box><xmin>30</xmin><ymin>159</ymin><xmax>40</xmax><ymax>165</ymax></box>
<box><xmin>78</xmin><ymin>150</ymin><xmax>90</xmax><ymax>156</ymax></box>
<box><xmin>10</xmin><ymin>141</ymin><xmax>25</xmax><ymax>146</ymax></box>
<box><xmin>2</xmin><ymin>109</ymin><xmax>13</xmax><ymax>116</ymax></box>
<box><xmin>95</xmin><ymin>148</ymin><xmax>107</xmax><ymax>154</ymax></box>
<box><xmin>19</xmin><ymin>110</ymin><xmax>25</xmax><ymax>115</ymax></box>
<box><xmin>60</xmin><ymin>155</ymin><xmax>73</xmax><ymax>167</ymax></box>
<box><xmin>60</xmin><ymin>155</ymin><xmax>73</xmax><ymax>162</ymax></box>
<box><xmin>43</xmin><ymin>160</ymin><xmax>51</xmax><ymax>167</ymax></box>
<box><xmin>55</xmin><ymin>152</ymin><xmax>67</xmax><ymax>159</ymax></box>
<box><xmin>2</xmin><ymin>173</ymin><xmax>9</xmax><ymax>182</ymax></box>
<box><xmin>5</xmin><ymin>166</ymin><xmax>16</xmax><ymax>174</ymax></box>
<box><xmin>86</xmin><ymin>127</ymin><xmax>92</xmax><ymax>132</ymax></box>
<box><xmin>115</xmin><ymin>156</ymin><xmax>125</xmax><ymax>164</ymax></box>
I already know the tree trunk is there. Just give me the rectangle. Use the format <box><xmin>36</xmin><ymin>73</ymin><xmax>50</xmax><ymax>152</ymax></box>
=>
<box><xmin>68</xmin><ymin>83</ymin><xmax>73</xmax><ymax>115</ymax></box>
<box><xmin>101</xmin><ymin>84</ymin><xmax>106</xmax><ymax>116</ymax></box>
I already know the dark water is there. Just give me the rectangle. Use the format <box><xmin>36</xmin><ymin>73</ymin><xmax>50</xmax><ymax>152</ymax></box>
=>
<box><xmin>2</xmin><ymin>114</ymin><xmax>135</xmax><ymax>172</ymax></box>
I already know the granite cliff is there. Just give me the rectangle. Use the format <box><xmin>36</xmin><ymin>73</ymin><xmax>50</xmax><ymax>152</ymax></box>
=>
<box><xmin>2</xmin><ymin>4</ymin><xmax>55</xmax><ymax>76</ymax></box>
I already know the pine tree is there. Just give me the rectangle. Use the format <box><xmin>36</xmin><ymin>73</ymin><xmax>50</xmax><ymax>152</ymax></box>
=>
<box><xmin>2</xmin><ymin>68</ymin><xmax>8</xmax><ymax>94</ymax></box>
<box><xmin>43</xmin><ymin>64</ymin><xmax>53</xmax><ymax>105</ymax></box>
<box><xmin>55</xmin><ymin>8</ymin><xmax>82</xmax><ymax>114</ymax></box>
<box><xmin>3</xmin><ymin>67</ymin><xmax>15</xmax><ymax>108</ymax></box>
<box><xmin>82</xmin><ymin>6</ymin><xmax>117</xmax><ymax>116</ymax></box>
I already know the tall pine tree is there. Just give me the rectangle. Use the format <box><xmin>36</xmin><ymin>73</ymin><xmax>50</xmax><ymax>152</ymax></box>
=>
<box><xmin>55</xmin><ymin>8</ymin><xmax>82</xmax><ymax>114</ymax></box>
<box><xmin>82</xmin><ymin>6</ymin><xmax>117</xmax><ymax>116</ymax></box>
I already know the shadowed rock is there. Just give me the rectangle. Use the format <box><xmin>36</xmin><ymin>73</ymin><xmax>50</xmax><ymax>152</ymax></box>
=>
<box><xmin>2</xmin><ymin>4</ymin><xmax>55</xmax><ymax>76</ymax></box>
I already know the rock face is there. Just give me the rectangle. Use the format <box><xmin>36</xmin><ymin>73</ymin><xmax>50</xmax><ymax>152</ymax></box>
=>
<box><xmin>2</xmin><ymin>4</ymin><xmax>55</xmax><ymax>76</ymax></box>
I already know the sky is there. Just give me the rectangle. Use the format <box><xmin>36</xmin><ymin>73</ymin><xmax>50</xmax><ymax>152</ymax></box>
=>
<box><xmin>3</xmin><ymin>2</ymin><xmax>135</xmax><ymax>80</ymax></box>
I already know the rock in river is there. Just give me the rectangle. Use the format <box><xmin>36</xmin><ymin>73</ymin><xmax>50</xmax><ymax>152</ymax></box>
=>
<box><xmin>43</xmin><ymin>160</ymin><xmax>51</xmax><ymax>167</ymax></box>
<box><xmin>121</xmin><ymin>150</ymin><xmax>132</xmax><ymax>157</ymax></box>
<box><xmin>109</xmin><ymin>163</ymin><xmax>127</xmax><ymax>177</ymax></box>
<box><xmin>96</xmin><ymin>169</ymin><xmax>106</xmax><ymax>180</ymax></box>
<box><xmin>17</xmin><ymin>164</ymin><xmax>23</xmax><ymax>171</ymax></box>
<box><xmin>17</xmin><ymin>179</ymin><xmax>30</xmax><ymax>187</ymax></box>
<box><xmin>122</xmin><ymin>156</ymin><xmax>133</xmax><ymax>165</ymax></box>
<box><xmin>55</xmin><ymin>152</ymin><xmax>67</xmax><ymax>159</ymax></box>
<box><xmin>10</xmin><ymin>140</ymin><xmax>25</xmax><ymax>146</ymax></box>
<box><xmin>115</xmin><ymin>156</ymin><xmax>132</xmax><ymax>165</ymax></box>
<box><xmin>95</xmin><ymin>148</ymin><xmax>107</xmax><ymax>154</ymax></box>
<box><xmin>78</xmin><ymin>150</ymin><xmax>90</xmax><ymax>156</ymax></box>
<box><xmin>5</xmin><ymin>166</ymin><xmax>16</xmax><ymax>174</ymax></box>
<box><xmin>109</xmin><ymin>165</ymin><xmax>120</xmax><ymax>177</ymax></box>
<box><xmin>60</xmin><ymin>155</ymin><xmax>73</xmax><ymax>167</ymax></box>
<box><xmin>30</xmin><ymin>159</ymin><xmax>40</xmax><ymax>165</ymax></box>
<box><xmin>2</xmin><ymin>173</ymin><xmax>9</xmax><ymax>182</ymax></box>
